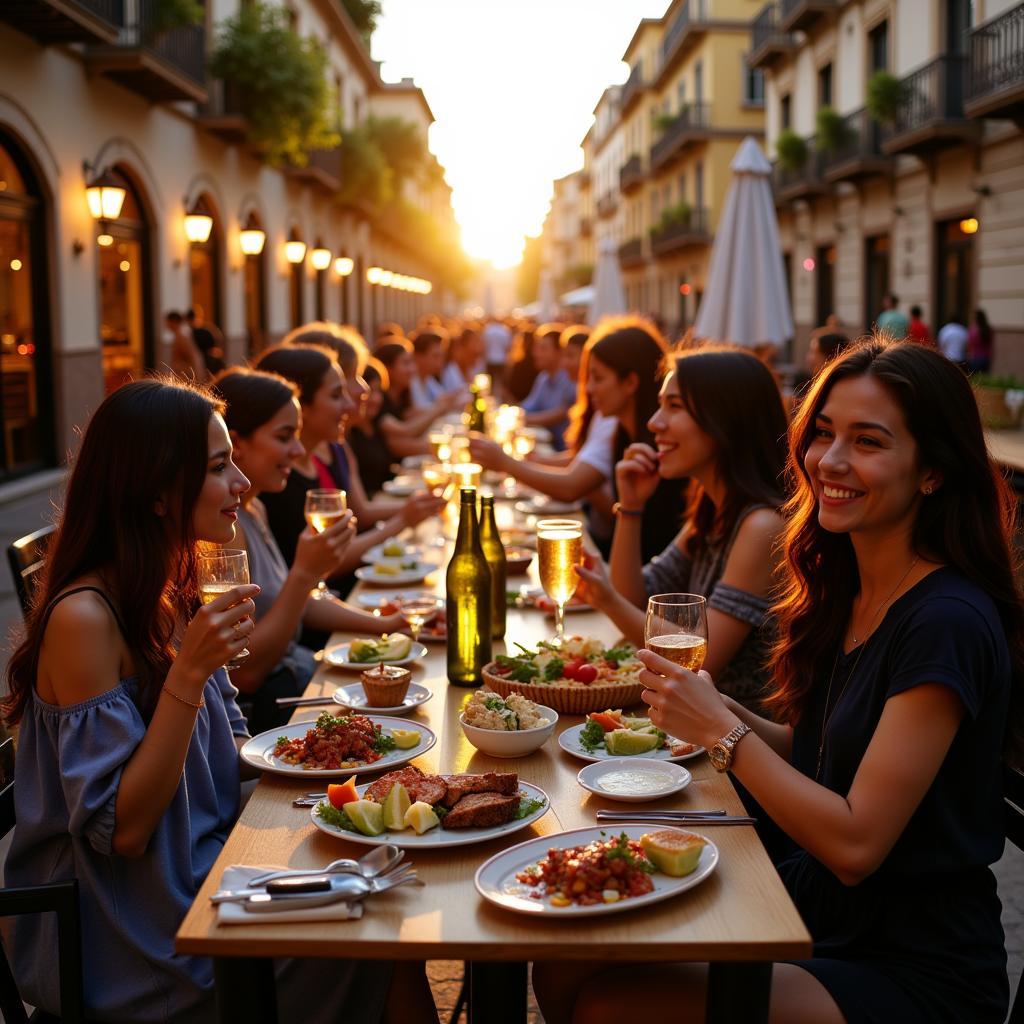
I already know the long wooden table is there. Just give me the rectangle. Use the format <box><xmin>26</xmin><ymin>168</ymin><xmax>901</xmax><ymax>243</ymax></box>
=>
<box><xmin>176</xmin><ymin>516</ymin><xmax>811</xmax><ymax>1023</ymax></box>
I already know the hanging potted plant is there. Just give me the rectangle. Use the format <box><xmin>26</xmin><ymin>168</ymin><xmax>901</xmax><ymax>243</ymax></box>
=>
<box><xmin>866</xmin><ymin>70</ymin><xmax>904</xmax><ymax>125</ymax></box>
<box><xmin>775</xmin><ymin>129</ymin><xmax>808</xmax><ymax>172</ymax></box>
<box><xmin>816</xmin><ymin>106</ymin><xmax>847</xmax><ymax>153</ymax></box>
<box><xmin>209</xmin><ymin>2</ymin><xmax>340</xmax><ymax>166</ymax></box>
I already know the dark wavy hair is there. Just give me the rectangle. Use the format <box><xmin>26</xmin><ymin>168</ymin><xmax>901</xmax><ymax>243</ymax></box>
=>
<box><xmin>587</xmin><ymin>316</ymin><xmax>669</xmax><ymax>460</ymax></box>
<box><xmin>254</xmin><ymin>343</ymin><xmax>338</xmax><ymax>405</ymax></box>
<box><xmin>766</xmin><ymin>338</ymin><xmax>1024</xmax><ymax>758</ymax></box>
<box><xmin>668</xmin><ymin>347</ymin><xmax>788</xmax><ymax>554</ymax></box>
<box><xmin>212</xmin><ymin>366</ymin><xmax>298</xmax><ymax>437</ymax></box>
<box><xmin>3</xmin><ymin>378</ymin><xmax>222</xmax><ymax>725</ymax></box>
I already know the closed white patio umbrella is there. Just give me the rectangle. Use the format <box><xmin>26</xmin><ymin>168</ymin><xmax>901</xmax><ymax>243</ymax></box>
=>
<box><xmin>537</xmin><ymin>271</ymin><xmax>557</xmax><ymax>321</ymax></box>
<box><xmin>693</xmin><ymin>136</ymin><xmax>793</xmax><ymax>351</ymax></box>
<box><xmin>587</xmin><ymin>237</ymin><xmax>627</xmax><ymax>325</ymax></box>
<box><xmin>560</xmin><ymin>284</ymin><xmax>594</xmax><ymax>308</ymax></box>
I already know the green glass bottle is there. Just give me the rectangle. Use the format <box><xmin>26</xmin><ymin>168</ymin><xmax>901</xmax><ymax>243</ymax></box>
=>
<box><xmin>478</xmin><ymin>494</ymin><xmax>507</xmax><ymax>642</ymax></box>
<box><xmin>465</xmin><ymin>384</ymin><xmax>487</xmax><ymax>433</ymax></box>
<box><xmin>446</xmin><ymin>488</ymin><xmax>492</xmax><ymax>686</ymax></box>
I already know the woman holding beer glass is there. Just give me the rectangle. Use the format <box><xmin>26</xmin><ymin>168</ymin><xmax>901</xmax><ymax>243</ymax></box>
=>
<box><xmin>538</xmin><ymin>340</ymin><xmax>1019</xmax><ymax>1024</ymax></box>
<box><xmin>575</xmin><ymin>346</ymin><xmax>788</xmax><ymax>710</ymax></box>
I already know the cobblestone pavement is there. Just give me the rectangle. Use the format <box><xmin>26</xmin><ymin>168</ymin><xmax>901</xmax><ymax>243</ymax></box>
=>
<box><xmin>427</xmin><ymin>961</ymin><xmax>543</xmax><ymax>1024</ymax></box>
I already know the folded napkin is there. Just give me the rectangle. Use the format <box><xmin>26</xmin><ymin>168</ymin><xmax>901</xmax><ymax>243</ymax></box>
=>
<box><xmin>216</xmin><ymin>865</ymin><xmax>364</xmax><ymax>926</ymax></box>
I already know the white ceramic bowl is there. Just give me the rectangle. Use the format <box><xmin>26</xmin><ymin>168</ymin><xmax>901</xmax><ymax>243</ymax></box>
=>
<box><xmin>459</xmin><ymin>705</ymin><xmax>559</xmax><ymax>758</ymax></box>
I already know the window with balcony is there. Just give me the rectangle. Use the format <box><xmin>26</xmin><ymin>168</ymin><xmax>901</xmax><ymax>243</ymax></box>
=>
<box><xmin>781</xmin><ymin>93</ymin><xmax>792</xmax><ymax>129</ymax></box>
<box><xmin>815</xmin><ymin>244</ymin><xmax>836</xmax><ymax>325</ymax></box>
<box><xmin>864</xmin><ymin>235</ymin><xmax>891</xmax><ymax>330</ymax></box>
<box><xmin>695</xmin><ymin>161</ymin><xmax>705</xmax><ymax>210</ymax></box>
<box><xmin>945</xmin><ymin>0</ymin><xmax>973</xmax><ymax>55</ymax></box>
<box><xmin>694</xmin><ymin>61</ymin><xmax>704</xmax><ymax>105</ymax></box>
<box><xmin>678</xmin><ymin>171</ymin><xmax>687</xmax><ymax>201</ymax></box>
<box><xmin>869</xmin><ymin>20</ymin><xmax>889</xmax><ymax>72</ymax></box>
<box><xmin>678</xmin><ymin>79</ymin><xmax>687</xmax><ymax>107</ymax></box>
<box><xmin>819</xmin><ymin>63</ymin><xmax>833</xmax><ymax>108</ymax></box>
<box><xmin>744</xmin><ymin>65</ymin><xmax>765</xmax><ymax>106</ymax></box>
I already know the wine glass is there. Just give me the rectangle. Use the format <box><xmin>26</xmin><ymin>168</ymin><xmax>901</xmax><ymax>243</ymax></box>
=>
<box><xmin>303</xmin><ymin>488</ymin><xmax>347</xmax><ymax>600</ymax></box>
<box><xmin>536</xmin><ymin>518</ymin><xmax>583</xmax><ymax>644</ymax></box>
<box><xmin>197</xmin><ymin>549</ymin><xmax>251</xmax><ymax>670</ymax></box>
<box><xmin>512</xmin><ymin>428</ymin><xmax>537</xmax><ymax>459</ymax></box>
<box><xmin>429</xmin><ymin>431</ymin><xmax>451</xmax><ymax>464</ymax></box>
<box><xmin>644</xmin><ymin>594</ymin><xmax>708</xmax><ymax>672</ymax></box>
<box><xmin>422</xmin><ymin>462</ymin><xmax>451</xmax><ymax>496</ymax></box>
<box><xmin>397</xmin><ymin>594</ymin><xmax>441</xmax><ymax>643</ymax></box>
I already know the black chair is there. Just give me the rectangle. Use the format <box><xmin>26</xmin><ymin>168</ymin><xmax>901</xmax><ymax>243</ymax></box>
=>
<box><xmin>1005</xmin><ymin>763</ymin><xmax>1024</xmax><ymax>1024</ymax></box>
<box><xmin>6</xmin><ymin>525</ymin><xmax>56</xmax><ymax>617</ymax></box>
<box><xmin>0</xmin><ymin>736</ymin><xmax>85</xmax><ymax>1023</ymax></box>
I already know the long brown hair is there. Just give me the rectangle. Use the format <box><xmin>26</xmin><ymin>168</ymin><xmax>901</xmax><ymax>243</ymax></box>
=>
<box><xmin>767</xmin><ymin>339</ymin><xmax>1024</xmax><ymax>754</ymax></box>
<box><xmin>587</xmin><ymin>316</ymin><xmax>668</xmax><ymax>462</ymax></box>
<box><xmin>669</xmin><ymin>346</ymin><xmax>788</xmax><ymax>553</ymax></box>
<box><xmin>3</xmin><ymin>378</ymin><xmax>223</xmax><ymax>725</ymax></box>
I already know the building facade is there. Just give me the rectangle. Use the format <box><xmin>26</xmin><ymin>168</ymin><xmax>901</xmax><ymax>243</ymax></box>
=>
<box><xmin>751</xmin><ymin>0</ymin><xmax>1024</xmax><ymax>371</ymax></box>
<box><xmin>0</xmin><ymin>0</ymin><xmax>457</xmax><ymax>485</ymax></box>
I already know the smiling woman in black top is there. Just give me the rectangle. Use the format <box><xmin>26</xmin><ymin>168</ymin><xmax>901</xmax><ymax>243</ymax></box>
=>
<box><xmin>535</xmin><ymin>339</ymin><xmax>1021</xmax><ymax>1024</ymax></box>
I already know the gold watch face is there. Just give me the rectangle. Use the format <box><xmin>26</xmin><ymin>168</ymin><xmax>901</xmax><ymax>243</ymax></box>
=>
<box><xmin>708</xmin><ymin>742</ymin><xmax>730</xmax><ymax>771</ymax></box>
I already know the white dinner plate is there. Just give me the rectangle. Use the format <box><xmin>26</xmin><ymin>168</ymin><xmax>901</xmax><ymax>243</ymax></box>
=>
<box><xmin>514</xmin><ymin>497</ymin><xmax>583</xmax><ymax>516</ymax></box>
<box><xmin>354</xmin><ymin>589</ymin><xmax>439</xmax><ymax>611</ymax></box>
<box><xmin>576</xmin><ymin>758</ymin><xmax>691</xmax><ymax>803</ymax></box>
<box><xmin>354</xmin><ymin>564</ymin><xmax>433</xmax><ymax>586</ymax></box>
<box><xmin>332</xmin><ymin>681</ymin><xmax>433</xmax><ymax>715</ymax></box>
<box><xmin>323</xmin><ymin>640</ymin><xmax>428</xmax><ymax>671</ymax></box>
<box><xmin>362</xmin><ymin>542</ymin><xmax>429</xmax><ymax>565</ymax></box>
<box><xmin>311</xmin><ymin>781</ymin><xmax>550</xmax><ymax>849</ymax></box>
<box><xmin>239</xmin><ymin>716</ymin><xmax>436</xmax><ymax>778</ymax></box>
<box><xmin>475</xmin><ymin>824</ymin><xmax>718</xmax><ymax>917</ymax></box>
<box><xmin>558</xmin><ymin>723</ymin><xmax>705</xmax><ymax>764</ymax></box>
<box><xmin>381</xmin><ymin>476</ymin><xmax>422</xmax><ymax>496</ymax></box>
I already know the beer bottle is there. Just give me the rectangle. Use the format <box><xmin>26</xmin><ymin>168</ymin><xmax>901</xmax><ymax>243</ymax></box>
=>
<box><xmin>446</xmin><ymin>488</ymin><xmax>492</xmax><ymax>686</ymax></box>
<box><xmin>478</xmin><ymin>494</ymin><xmax>507</xmax><ymax>641</ymax></box>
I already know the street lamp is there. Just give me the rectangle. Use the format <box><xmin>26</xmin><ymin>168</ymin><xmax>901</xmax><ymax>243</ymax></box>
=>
<box><xmin>85</xmin><ymin>169</ymin><xmax>126</xmax><ymax>222</ymax></box>
<box><xmin>335</xmin><ymin>256</ymin><xmax>354</xmax><ymax>276</ymax></box>
<box><xmin>310</xmin><ymin>247</ymin><xmax>332</xmax><ymax>271</ymax></box>
<box><xmin>284</xmin><ymin>239</ymin><xmax>307</xmax><ymax>265</ymax></box>
<box><xmin>239</xmin><ymin>227</ymin><xmax>266</xmax><ymax>256</ymax></box>
<box><xmin>367</xmin><ymin>266</ymin><xmax>382</xmax><ymax>285</ymax></box>
<box><xmin>184</xmin><ymin>207</ymin><xmax>214</xmax><ymax>244</ymax></box>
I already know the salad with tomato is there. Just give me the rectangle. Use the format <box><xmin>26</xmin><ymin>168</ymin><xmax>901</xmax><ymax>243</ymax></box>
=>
<box><xmin>490</xmin><ymin>636</ymin><xmax>641</xmax><ymax>688</ymax></box>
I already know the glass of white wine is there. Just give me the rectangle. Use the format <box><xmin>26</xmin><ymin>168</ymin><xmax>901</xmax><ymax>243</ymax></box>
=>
<box><xmin>397</xmin><ymin>594</ymin><xmax>440</xmax><ymax>643</ymax></box>
<box><xmin>197</xmin><ymin>549</ymin><xmax>251</xmax><ymax>670</ymax></box>
<box><xmin>536</xmin><ymin>518</ymin><xmax>583</xmax><ymax>644</ymax></box>
<box><xmin>304</xmin><ymin>488</ymin><xmax>347</xmax><ymax>600</ymax></box>
<box><xmin>644</xmin><ymin>593</ymin><xmax>708</xmax><ymax>673</ymax></box>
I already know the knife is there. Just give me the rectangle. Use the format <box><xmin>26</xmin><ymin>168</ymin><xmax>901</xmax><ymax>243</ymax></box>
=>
<box><xmin>212</xmin><ymin>874</ymin><xmax>370</xmax><ymax>905</ymax></box>
<box><xmin>596</xmin><ymin>811</ymin><xmax>756</xmax><ymax>825</ymax></box>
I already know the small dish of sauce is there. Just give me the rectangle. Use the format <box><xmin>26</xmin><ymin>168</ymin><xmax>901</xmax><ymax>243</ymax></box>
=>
<box><xmin>577</xmin><ymin>758</ymin><xmax>692</xmax><ymax>803</ymax></box>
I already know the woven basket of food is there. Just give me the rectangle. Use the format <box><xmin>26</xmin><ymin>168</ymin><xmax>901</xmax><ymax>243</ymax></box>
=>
<box><xmin>481</xmin><ymin>636</ymin><xmax>645</xmax><ymax>715</ymax></box>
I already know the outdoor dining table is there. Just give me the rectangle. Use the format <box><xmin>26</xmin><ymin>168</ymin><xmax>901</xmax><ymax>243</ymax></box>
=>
<box><xmin>175</xmin><ymin>508</ymin><xmax>811</xmax><ymax>1023</ymax></box>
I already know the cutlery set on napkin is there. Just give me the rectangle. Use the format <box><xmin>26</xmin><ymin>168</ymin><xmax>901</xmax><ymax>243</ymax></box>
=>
<box><xmin>212</xmin><ymin>845</ymin><xmax>420</xmax><ymax>923</ymax></box>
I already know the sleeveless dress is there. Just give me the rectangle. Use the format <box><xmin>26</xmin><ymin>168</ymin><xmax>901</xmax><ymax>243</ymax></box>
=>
<box><xmin>782</xmin><ymin>568</ymin><xmax>1010</xmax><ymax>1023</ymax></box>
<box><xmin>642</xmin><ymin>504</ymin><xmax>776</xmax><ymax>710</ymax></box>
<box><xmin>4</xmin><ymin>586</ymin><xmax>391</xmax><ymax>1024</ymax></box>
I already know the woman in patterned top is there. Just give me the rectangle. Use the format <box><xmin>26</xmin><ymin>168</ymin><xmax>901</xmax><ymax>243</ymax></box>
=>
<box><xmin>576</xmin><ymin>346</ymin><xmax>788</xmax><ymax>710</ymax></box>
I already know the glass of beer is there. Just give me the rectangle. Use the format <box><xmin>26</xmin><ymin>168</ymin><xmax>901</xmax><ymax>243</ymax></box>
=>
<box><xmin>644</xmin><ymin>594</ymin><xmax>708</xmax><ymax>673</ymax></box>
<box><xmin>536</xmin><ymin>518</ymin><xmax>583</xmax><ymax>644</ymax></box>
<box><xmin>429</xmin><ymin>431</ymin><xmax>452</xmax><ymax>464</ymax></box>
<box><xmin>304</xmin><ymin>488</ymin><xmax>347</xmax><ymax>600</ymax></box>
<box><xmin>197</xmin><ymin>548</ymin><xmax>251</xmax><ymax>670</ymax></box>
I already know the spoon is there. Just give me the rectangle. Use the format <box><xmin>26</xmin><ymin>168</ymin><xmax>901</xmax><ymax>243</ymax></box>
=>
<box><xmin>247</xmin><ymin>844</ymin><xmax>404</xmax><ymax>888</ymax></box>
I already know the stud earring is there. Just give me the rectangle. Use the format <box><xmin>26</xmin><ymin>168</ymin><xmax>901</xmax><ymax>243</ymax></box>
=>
<box><xmin>923</xmin><ymin>485</ymin><xmax>933</xmax><ymax>495</ymax></box>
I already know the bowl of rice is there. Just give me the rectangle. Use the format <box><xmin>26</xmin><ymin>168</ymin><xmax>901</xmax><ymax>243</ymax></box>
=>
<box><xmin>459</xmin><ymin>691</ymin><xmax>558</xmax><ymax>758</ymax></box>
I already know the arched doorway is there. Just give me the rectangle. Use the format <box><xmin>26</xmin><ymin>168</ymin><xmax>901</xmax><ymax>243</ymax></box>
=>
<box><xmin>287</xmin><ymin>228</ymin><xmax>306</xmax><ymax>328</ymax></box>
<box><xmin>0</xmin><ymin>128</ymin><xmax>54</xmax><ymax>479</ymax></box>
<box><xmin>188</xmin><ymin>192</ymin><xmax>222</xmax><ymax>329</ymax></box>
<box><xmin>240</xmin><ymin>210</ymin><xmax>267</xmax><ymax>356</ymax></box>
<box><xmin>97</xmin><ymin>166</ymin><xmax>154</xmax><ymax>394</ymax></box>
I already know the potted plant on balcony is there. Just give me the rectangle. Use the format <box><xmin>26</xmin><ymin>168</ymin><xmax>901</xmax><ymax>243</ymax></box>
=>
<box><xmin>148</xmin><ymin>0</ymin><xmax>203</xmax><ymax>40</ymax></box>
<box><xmin>866</xmin><ymin>70</ymin><xmax>904</xmax><ymax>125</ymax></box>
<box><xmin>209</xmin><ymin>2</ymin><xmax>339</xmax><ymax>166</ymax></box>
<box><xmin>972</xmin><ymin>374</ymin><xmax>1024</xmax><ymax>430</ymax></box>
<box><xmin>775</xmin><ymin>129</ymin><xmax>808</xmax><ymax>172</ymax></box>
<box><xmin>653</xmin><ymin>112</ymin><xmax>678</xmax><ymax>135</ymax></box>
<box><xmin>816</xmin><ymin>106</ymin><xmax>847</xmax><ymax>153</ymax></box>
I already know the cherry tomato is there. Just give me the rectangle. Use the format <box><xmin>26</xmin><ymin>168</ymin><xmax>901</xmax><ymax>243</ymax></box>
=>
<box><xmin>575</xmin><ymin>663</ymin><xmax>598</xmax><ymax>685</ymax></box>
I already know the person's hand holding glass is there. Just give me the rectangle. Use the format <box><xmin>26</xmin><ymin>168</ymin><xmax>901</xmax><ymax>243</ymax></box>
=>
<box><xmin>643</xmin><ymin>594</ymin><xmax>708</xmax><ymax>671</ymax></box>
<box><xmin>196</xmin><ymin>549</ymin><xmax>254</xmax><ymax>670</ymax></box>
<box><xmin>303</xmin><ymin>488</ymin><xmax>347</xmax><ymax>600</ymax></box>
<box><xmin>536</xmin><ymin>518</ymin><xmax>583</xmax><ymax>644</ymax></box>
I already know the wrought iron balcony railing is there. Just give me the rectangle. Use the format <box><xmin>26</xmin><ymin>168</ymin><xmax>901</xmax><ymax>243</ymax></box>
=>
<box><xmin>966</xmin><ymin>1</ymin><xmax>1024</xmax><ymax>120</ymax></box>
<box><xmin>650</xmin><ymin>102</ymin><xmax>710</xmax><ymax>171</ymax></box>
<box><xmin>880</xmin><ymin>54</ymin><xmax>974</xmax><ymax>155</ymax></box>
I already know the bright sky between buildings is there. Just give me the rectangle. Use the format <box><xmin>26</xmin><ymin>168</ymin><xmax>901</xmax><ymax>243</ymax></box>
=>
<box><xmin>373</xmin><ymin>0</ymin><xmax>667</xmax><ymax>269</ymax></box>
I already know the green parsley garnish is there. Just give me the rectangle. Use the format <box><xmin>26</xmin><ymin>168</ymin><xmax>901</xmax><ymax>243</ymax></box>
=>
<box><xmin>543</xmin><ymin>658</ymin><xmax>565</xmax><ymax>681</ymax></box>
<box><xmin>579</xmin><ymin>720</ymin><xmax>605</xmax><ymax>752</ymax></box>
<box><xmin>315</xmin><ymin>801</ymin><xmax>359</xmax><ymax>833</ymax></box>
<box><xmin>514</xmin><ymin>795</ymin><xmax>546</xmax><ymax>820</ymax></box>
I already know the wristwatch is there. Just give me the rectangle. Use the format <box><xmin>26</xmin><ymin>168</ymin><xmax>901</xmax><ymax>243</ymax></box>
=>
<box><xmin>707</xmin><ymin>722</ymin><xmax>751</xmax><ymax>772</ymax></box>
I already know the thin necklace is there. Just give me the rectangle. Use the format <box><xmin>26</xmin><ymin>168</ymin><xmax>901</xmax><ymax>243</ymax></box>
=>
<box><xmin>815</xmin><ymin>555</ymin><xmax>920</xmax><ymax>780</ymax></box>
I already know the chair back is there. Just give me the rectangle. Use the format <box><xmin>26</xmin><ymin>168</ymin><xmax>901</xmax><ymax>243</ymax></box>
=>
<box><xmin>6</xmin><ymin>524</ymin><xmax>55</xmax><ymax>617</ymax></box>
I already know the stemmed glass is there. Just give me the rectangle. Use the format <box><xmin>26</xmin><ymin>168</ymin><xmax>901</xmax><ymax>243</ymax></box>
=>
<box><xmin>643</xmin><ymin>594</ymin><xmax>708</xmax><ymax>672</ymax></box>
<box><xmin>536</xmin><ymin>518</ymin><xmax>583</xmax><ymax>644</ymax></box>
<box><xmin>397</xmin><ymin>594</ymin><xmax>441</xmax><ymax>643</ymax></box>
<box><xmin>197</xmin><ymin>549</ymin><xmax>251</xmax><ymax>670</ymax></box>
<box><xmin>304</xmin><ymin>488</ymin><xmax>347</xmax><ymax>600</ymax></box>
